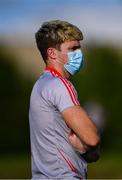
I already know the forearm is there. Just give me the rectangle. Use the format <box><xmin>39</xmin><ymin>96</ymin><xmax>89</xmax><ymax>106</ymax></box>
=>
<box><xmin>62</xmin><ymin>105</ymin><xmax>100</xmax><ymax>147</ymax></box>
<box><xmin>69</xmin><ymin>131</ymin><xmax>101</xmax><ymax>162</ymax></box>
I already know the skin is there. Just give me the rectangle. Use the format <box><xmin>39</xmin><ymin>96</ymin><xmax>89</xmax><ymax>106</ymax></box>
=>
<box><xmin>47</xmin><ymin>40</ymin><xmax>81</xmax><ymax>79</ymax></box>
<box><xmin>46</xmin><ymin>40</ymin><xmax>100</xmax><ymax>153</ymax></box>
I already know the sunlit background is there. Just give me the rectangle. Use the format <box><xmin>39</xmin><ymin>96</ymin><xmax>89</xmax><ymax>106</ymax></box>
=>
<box><xmin>0</xmin><ymin>0</ymin><xmax>122</xmax><ymax>178</ymax></box>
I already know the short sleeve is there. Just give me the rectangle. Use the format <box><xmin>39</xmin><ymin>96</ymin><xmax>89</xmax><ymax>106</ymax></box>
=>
<box><xmin>44</xmin><ymin>78</ymin><xmax>80</xmax><ymax>112</ymax></box>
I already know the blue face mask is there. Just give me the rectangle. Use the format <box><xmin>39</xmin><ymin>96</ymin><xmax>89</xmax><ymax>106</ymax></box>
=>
<box><xmin>64</xmin><ymin>49</ymin><xmax>84</xmax><ymax>75</ymax></box>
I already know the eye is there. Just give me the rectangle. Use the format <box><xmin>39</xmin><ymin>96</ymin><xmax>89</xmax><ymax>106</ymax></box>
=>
<box><xmin>72</xmin><ymin>47</ymin><xmax>77</xmax><ymax>51</ymax></box>
<box><xmin>70</xmin><ymin>45</ymin><xmax>81</xmax><ymax>51</ymax></box>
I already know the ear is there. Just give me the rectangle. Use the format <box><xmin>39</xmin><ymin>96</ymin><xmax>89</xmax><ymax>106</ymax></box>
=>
<box><xmin>47</xmin><ymin>48</ymin><xmax>57</xmax><ymax>60</ymax></box>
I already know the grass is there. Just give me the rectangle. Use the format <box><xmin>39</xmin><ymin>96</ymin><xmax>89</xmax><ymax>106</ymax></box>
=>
<box><xmin>88</xmin><ymin>152</ymin><xmax>122</xmax><ymax>179</ymax></box>
<box><xmin>0</xmin><ymin>153</ymin><xmax>31</xmax><ymax>179</ymax></box>
<box><xmin>0</xmin><ymin>152</ymin><xmax>122</xmax><ymax>179</ymax></box>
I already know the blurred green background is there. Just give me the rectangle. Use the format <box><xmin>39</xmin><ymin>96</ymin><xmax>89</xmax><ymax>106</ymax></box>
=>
<box><xmin>0</xmin><ymin>0</ymin><xmax>122</xmax><ymax>179</ymax></box>
<box><xmin>0</xmin><ymin>45</ymin><xmax>122</xmax><ymax>179</ymax></box>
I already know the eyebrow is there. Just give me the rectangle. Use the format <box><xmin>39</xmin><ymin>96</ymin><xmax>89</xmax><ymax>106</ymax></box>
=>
<box><xmin>70</xmin><ymin>45</ymin><xmax>81</xmax><ymax>50</ymax></box>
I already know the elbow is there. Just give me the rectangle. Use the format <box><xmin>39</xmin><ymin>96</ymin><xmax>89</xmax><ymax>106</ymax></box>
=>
<box><xmin>88</xmin><ymin>135</ymin><xmax>100</xmax><ymax>147</ymax></box>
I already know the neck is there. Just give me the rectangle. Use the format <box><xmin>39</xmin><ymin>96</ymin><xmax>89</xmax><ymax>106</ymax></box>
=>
<box><xmin>46</xmin><ymin>63</ymin><xmax>70</xmax><ymax>79</ymax></box>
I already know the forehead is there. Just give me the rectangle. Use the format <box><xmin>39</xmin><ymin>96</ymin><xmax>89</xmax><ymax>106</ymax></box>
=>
<box><xmin>60</xmin><ymin>40</ymin><xmax>81</xmax><ymax>49</ymax></box>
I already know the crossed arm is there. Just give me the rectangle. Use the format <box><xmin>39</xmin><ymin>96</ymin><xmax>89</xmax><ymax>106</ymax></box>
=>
<box><xmin>62</xmin><ymin>105</ymin><xmax>101</xmax><ymax>162</ymax></box>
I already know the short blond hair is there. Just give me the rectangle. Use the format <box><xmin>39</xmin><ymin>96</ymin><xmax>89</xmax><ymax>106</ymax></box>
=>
<box><xmin>35</xmin><ymin>20</ymin><xmax>83</xmax><ymax>63</ymax></box>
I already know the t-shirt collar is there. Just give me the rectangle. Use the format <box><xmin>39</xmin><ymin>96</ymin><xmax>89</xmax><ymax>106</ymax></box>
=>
<box><xmin>45</xmin><ymin>66</ymin><xmax>64</xmax><ymax>78</ymax></box>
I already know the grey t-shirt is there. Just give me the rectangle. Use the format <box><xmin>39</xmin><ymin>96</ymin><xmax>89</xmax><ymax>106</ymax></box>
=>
<box><xmin>29</xmin><ymin>68</ymin><xmax>87</xmax><ymax>179</ymax></box>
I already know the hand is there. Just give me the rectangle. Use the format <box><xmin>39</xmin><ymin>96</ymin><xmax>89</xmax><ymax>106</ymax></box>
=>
<box><xmin>68</xmin><ymin>131</ymin><xmax>88</xmax><ymax>154</ymax></box>
<box><xmin>82</xmin><ymin>144</ymin><xmax>100</xmax><ymax>163</ymax></box>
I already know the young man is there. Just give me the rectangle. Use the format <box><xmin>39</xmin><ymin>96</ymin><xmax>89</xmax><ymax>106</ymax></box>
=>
<box><xmin>29</xmin><ymin>20</ymin><xmax>100</xmax><ymax>179</ymax></box>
